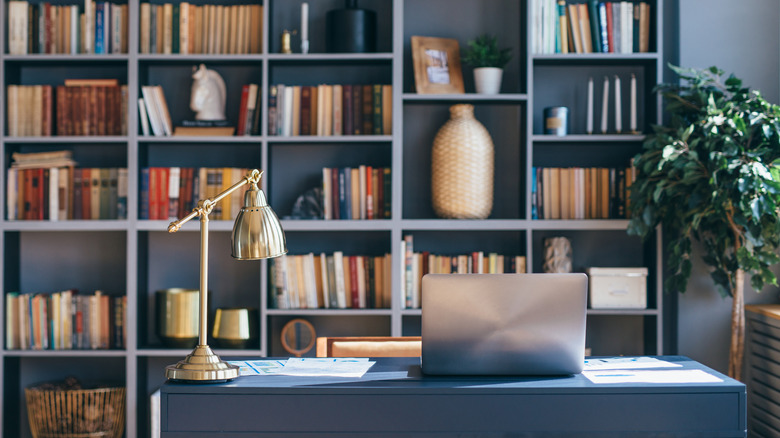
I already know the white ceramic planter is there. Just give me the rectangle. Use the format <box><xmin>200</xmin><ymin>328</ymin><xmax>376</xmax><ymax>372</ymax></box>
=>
<box><xmin>474</xmin><ymin>67</ymin><xmax>503</xmax><ymax>94</ymax></box>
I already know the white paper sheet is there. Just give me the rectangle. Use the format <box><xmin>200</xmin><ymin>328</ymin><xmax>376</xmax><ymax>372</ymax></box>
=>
<box><xmin>583</xmin><ymin>357</ymin><xmax>683</xmax><ymax>371</ymax></box>
<box><xmin>228</xmin><ymin>360</ymin><xmax>287</xmax><ymax>376</ymax></box>
<box><xmin>583</xmin><ymin>369</ymin><xmax>723</xmax><ymax>384</ymax></box>
<box><xmin>229</xmin><ymin>358</ymin><xmax>375</xmax><ymax>378</ymax></box>
<box><xmin>276</xmin><ymin>357</ymin><xmax>375</xmax><ymax>377</ymax></box>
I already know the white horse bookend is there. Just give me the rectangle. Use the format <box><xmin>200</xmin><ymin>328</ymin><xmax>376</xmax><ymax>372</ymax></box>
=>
<box><xmin>190</xmin><ymin>64</ymin><xmax>227</xmax><ymax>121</ymax></box>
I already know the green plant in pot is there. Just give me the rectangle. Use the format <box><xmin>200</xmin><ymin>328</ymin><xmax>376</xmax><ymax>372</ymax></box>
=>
<box><xmin>462</xmin><ymin>34</ymin><xmax>511</xmax><ymax>94</ymax></box>
<box><xmin>628</xmin><ymin>65</ymin><xmax>780</xmax><ymax>381</ymax></box>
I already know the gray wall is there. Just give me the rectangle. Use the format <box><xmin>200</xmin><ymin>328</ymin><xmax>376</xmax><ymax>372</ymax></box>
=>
<box><xmin>676</xmin><ymin>0</ymin><xmax>780</xmax><ymax>373</ymax></box>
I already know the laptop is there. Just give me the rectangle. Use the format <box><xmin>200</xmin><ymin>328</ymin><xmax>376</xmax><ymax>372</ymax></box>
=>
<box><xmin>421</xmin><ymin>273</ymin><xmax>587</xmax><ymax>376</ymax></box>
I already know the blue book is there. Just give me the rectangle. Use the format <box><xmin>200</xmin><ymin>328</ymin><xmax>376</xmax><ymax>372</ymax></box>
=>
<box><xmin>343</xmin><ymin>167</ymin><xmax>352</xmax><ymax>220</ymax></box>
<box><xmin>94</xmin><ymin>3</ymin><xmax>105</xmax><ymax>54</ymax></box>
<box><xmin>338</xmin><ymin>168</ymin><xmax>347</xmax><ymax>220</ymax></box>
<box><xmin>598</xmin><ymin>3</ymin><xmax>610</xmax><ymax>53</ymax></box>
<box><xmin>140</xmin><ymin>168</ymin><xmax>150</xmax><ymax>220</ymax></box>
<box><xmin>531</xmin><ymin>167</ymin><xmax>538</xmax><ymax>220</ymax></box>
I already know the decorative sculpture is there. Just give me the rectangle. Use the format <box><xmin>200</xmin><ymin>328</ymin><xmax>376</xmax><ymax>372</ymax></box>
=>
<box><xmin>543</xmin><ymin>236</ymin><xmax>573</xmax><ymax>273</ymax></box>
<box><xmin>190</xmin><ymin>64</ymin><xmax>227</xmax><ymax>121</ymax></box>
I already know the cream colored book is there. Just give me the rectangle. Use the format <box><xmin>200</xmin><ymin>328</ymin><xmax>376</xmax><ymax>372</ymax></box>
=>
<box><xmin>8</xmin><ymin>1</ymin><xmax>28</xmax><ymax>55</ymax></box>
<box><xmin>140</xmin><ymin>3</ymin><xmax>150</xmax><ymax>53</ymax></box>
<box><xmin>193</xmin><ymin>5</ymin><xmax>202</xmax><ymax>53</ymax></box>
<box><xmin>214</xmin><ymin>5</ymin><xmax>223</xmax><ymax>54</ymax></box>
<box><xmin>162</xmin><ymin>3</ymin><xmax>173</xmax><ymax>54</ymax></box>
<box><xmin>179</xmin><ymin>2</ymin><xmax>189</xmax><ymax>54</ymax></box>
<box><xmin>222</xmin><ymin>5</ymin><xmax>231</xmax><ymax>54</ymax></box>
<box><xmin>231</xmin><ymin>5</ymin><xmax>240</xmax><ymax>54</ymax></box>
<box><xmin>249</xmin><ymin>4</ymin><xmax>262</xmax><ymax>53</ymax></box>
<box><xmin>291</xmin><ymin>86</ymin><xmax>301</xmax><ymax>136</ymax></box>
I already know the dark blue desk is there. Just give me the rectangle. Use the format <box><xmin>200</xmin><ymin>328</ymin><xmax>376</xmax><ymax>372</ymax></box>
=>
<box><xmin>160</xmin><ymin>356</ymin><xmax>746</xmax><ymax>437</ymax></box>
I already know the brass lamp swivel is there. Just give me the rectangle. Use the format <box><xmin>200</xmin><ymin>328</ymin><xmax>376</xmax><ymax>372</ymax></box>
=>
<box><xmin>165</xmin><ymin>169</ymin><xmax>287</xmax><ymax>382</ymax></box>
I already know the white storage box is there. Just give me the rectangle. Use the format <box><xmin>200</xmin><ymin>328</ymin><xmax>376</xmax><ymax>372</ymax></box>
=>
<box><xmin>586</xmin><ymin>267</ymin><xmax>648</xmax><ymax>309</ymax></box>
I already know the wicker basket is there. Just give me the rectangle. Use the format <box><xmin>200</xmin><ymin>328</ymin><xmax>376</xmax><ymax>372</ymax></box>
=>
<box><xmin>431</xmin><ymin>104</ymin><xmax>494</xmax><ymax>219</ymax></box>
<box><xmin>25</xmin><ymin>385</ymin><xmax>125</xmax><ymax>438</ymax></box>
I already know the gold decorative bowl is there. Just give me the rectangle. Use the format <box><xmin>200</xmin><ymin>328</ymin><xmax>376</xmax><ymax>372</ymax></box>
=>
<box><xmin>156</xmin><ymin>289</ymin><xmax>199</xmax><ymax>349</ymax></box>
<box><xmin>212</xmin><ymin>307</ymin><xmax>258</xmax><ymax>349</ymax></box>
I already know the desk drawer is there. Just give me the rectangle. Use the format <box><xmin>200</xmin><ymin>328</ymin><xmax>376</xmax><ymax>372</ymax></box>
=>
<box><xmin>165</xmin><ymin>392</ymin><xmax>743</xmax><ymax>435</ymax></box>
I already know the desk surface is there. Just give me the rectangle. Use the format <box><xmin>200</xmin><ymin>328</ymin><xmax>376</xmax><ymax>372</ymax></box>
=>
<box><xmin>161</xmin><ymin>356</ymin><xmax>746</xmax><ymax>437</ymax></box>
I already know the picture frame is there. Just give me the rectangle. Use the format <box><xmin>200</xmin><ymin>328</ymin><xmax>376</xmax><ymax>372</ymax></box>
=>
<box><xmin>411</xmin><ymin>36</ymin><xmax>465</xmax><ymax>94</ymax></box>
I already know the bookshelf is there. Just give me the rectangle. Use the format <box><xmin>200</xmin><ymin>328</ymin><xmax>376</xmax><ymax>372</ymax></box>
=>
<box><xmin>0</xmin><ymin>0</ymin><xmax>666</xmax><ymax>436</ymax></box>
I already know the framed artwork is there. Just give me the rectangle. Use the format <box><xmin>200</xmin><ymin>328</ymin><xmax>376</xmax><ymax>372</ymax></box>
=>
<box><xmin>411</xmin><ymin>36</ymin><xmax>465</xmax><ymax>94</ymax></box>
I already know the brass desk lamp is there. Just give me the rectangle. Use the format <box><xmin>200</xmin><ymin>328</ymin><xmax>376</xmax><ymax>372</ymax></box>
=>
<box><xmin>165</xmin><ymin>169</ymin><xmax>286</xmax><ymax>382</ymax></box>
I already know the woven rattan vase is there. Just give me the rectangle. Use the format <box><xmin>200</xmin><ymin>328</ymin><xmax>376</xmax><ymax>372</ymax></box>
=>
<box><xmin>431</xmin><ymin>104</ymin><xmax>494</xmax><ymax>219</ymax></box>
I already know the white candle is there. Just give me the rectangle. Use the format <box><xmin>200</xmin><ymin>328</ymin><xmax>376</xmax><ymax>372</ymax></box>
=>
<box><xmin>301</xmin><ymin>3</ymin><xmax>309</xmax><ymax>54</ymax></box>
<box><xmin>601</xmin><ymin>76</ymin><xmax>609</xmax><ymax>134</ymax></box>
<box><xmin>614</xmin><ymin>75</ymin><xmax>622</xmax><ymax>133</ymax></box>
<box><xmin>630</xmin><ymin>73</ymin><xmax>637</xmax><ymax>133</ymax></box>
<box><xmin>586</xmin><ymin>77</ymin><xmax>594</xmax><ymax>135</ymax></box>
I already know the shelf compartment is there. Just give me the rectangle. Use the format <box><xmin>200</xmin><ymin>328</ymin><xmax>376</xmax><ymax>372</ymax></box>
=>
<box><xmin>138</xmin><ymin>62</ymin><xmax>263</xmax><ymax>134</ymax></box>
<box><xmin>532</xmin><ymin>53</ymin><xmax>661</xmax><ymax>64</ymax></box>
<box><xmin>267</xmin><ymin>53</ymin><xmax>394</xmax><ymax>62</ymax></box>
<box><xmin>4</xmin><ymin>136</ymin><xmax>129</xmax><ymax>143</ymax></box>
<box><xmin>4</xmin><ymin>230</ymin><xmax>127</xmax><ymax>295</ymax></box>
<box><xmin>533</xmin><ymin>141</ymin><xmax>641</xmax><ymax>169</ymax></box>
<box><xmin>137</xmin><ymin>135</ymin><xmax>262</xmax><ymax>143</ymax></box>
<box><xmin>5</xmin><ymin>355</ymin><xmax>126</xmax><ymax>438</ymax></box>
<box><xmin>266</xmin><ymin>314</ymin><xmax>391</xmax><ymax>357</ymax></box>
<box><xmin>401</xmin><ymin>229</ymin><xmax>526</xmax><ymax>263</ymax></box>
<box><xmin>268</xmin><ymin>135</ymin><xmax>392</xmax><ymax>143</ymax></box>
<box><xmin>402</xmin><ymin>0</ymin><xmax>525</xmax><ymax>94</ymax></box>
<box><xmin>269</xmin><ymin>142</ymin><xmax>391</xmax><ymax>220</ymax></box>
<box><xmin>4</xmin><ymin>61</ymin><xmax>128</xmax><ymax>86</ymax></box>
<box><xmin>403</xmin><ymin>103</ymin><xmax>525</xmax><ymax>219</ymax></box>
<box><xmin>532</xmin><ymin>61</ymin><xmax>657</xmax><ymax>136</ymax></box>
<box><xmin>4</xmin><ymin>221</ymin><xmax>130</xmax><ymax>231</ymax></box>
<box><xmin>532</xmin><ymin>134</ymin><xmax>645</xmax><ymax>142</ymax></box>
<box><xmin>137</xmin><ymin>230</ymin><xmax>262</xmax><ymax>350</ymax></box>
<box><xmin>403</xmin><ymin>93</ymin><xmax>528</xmax><ymax>103</ymax></box>
<box><xmin>268</xmin><ymin>0</ymin><xmax>393</xmax><ymax>55</ymax></box>
<box><xmin>586</xmin><ymin>314</ymin><xmax>659</xmax><ymax>356</ymax></box>
<box><xmin>139</xmin><ymin>142</ymin><xmax>263</xmax><ymax>169</ymax></box>
<box><xmin>4</xmin><ymin>54</ymin><xmax>130</xmax><ymax>62</ymax></box>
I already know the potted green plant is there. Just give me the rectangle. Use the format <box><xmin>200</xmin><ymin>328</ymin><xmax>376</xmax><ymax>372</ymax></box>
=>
<box><xmin>627</xmin><ymin>65</ymin><xmax>780</xmax><ymax>381</ymax></box>
<box><xmin>462</xmin><ymin>34</ymin><xmax>512</xmax><ymax>94</ymax></box>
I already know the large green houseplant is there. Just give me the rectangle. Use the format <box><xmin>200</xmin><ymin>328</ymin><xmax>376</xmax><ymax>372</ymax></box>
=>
<box><xmin>628</xmin><ymin>65</ymin><xmax>780</xmax><ymax>381</ymax></box>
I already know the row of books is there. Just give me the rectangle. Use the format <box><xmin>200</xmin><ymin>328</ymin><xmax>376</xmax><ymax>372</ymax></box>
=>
<box><xmin>140</xmin><ymin>167</ymin><xmax>251</xmax><ymax>221</ymax></box>
<box><xmin>401</xmin><ymin>236</ymin><xmax>528</xmax><ymax>309</ymax></box>
<box><xmin>531</xmin><ymin>166</ymin><xmax>633</xmax><ymax>220</ymax></box>
<box><xmin>268</xmin><ymin>84</ymin><xmax>392</xmax><ymax>137</ymax></box>
<box><xmin>5</xmin><ymin>290</ymin><xmax>126</xmax><ymax>350</ymax></box>
<box><xmin>140</xmin><ymin>2</ymin><xmax>262</xmax><ymax>55</ymax></box>
<box><xmin>269</xmin><ymin>252</ymin><xmax>392</xmax><ymax>310</ymax></box>
<box><xmin>533</xmin><ymin>0</ymin><xmax>651</xmax><ymax>54</ymax></box>
<box><xmin>322</xmin><ymin>166</ymin><xmax>391</xmax><ymax>221</ymax></box>
<box><xmin>139</xmin><ymin>85</ymin><xmax>173</xmax><ymax>137</ymax></box>
<box><xmin>8</xmin><ymin>0</ymin><xmax>128</xmax><ymax>55</ymax></box>
<box><xmin>7</xmin><ymin>166</ymin><xmax>128</xmax><ymax>221</ymax></box>
<box><xmin>7</xmin><ymin>81</ymin><xmax>128</xmax><ymax>137</ymax></box>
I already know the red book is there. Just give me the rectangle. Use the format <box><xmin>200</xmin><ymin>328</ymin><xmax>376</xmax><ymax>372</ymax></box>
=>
<box><xmin>237</xmin><ymin>85</ymin><xmax>249</xmax><ymax>135</ymax></box>
<box><xmin>605</xmin><ymin>2</ymin><xmax>614</xmax><ymax>53</ymax></box>
<box><xmin>158</xmin><ymin>167</ymin><xmax>169</xmax><ymax>221</ymax></box>
<box><xmin>342</xmin><ymin>85</ymin><xmax>353</xmax><ymax>136</ymax></box>
<box><xmin>349</xmin><ymin>255</ymin><xmax>360</xmax><ymax>308</ymax></box>
<box><xmin>55</xmin><ymin>85</ymin><xmax>65</xmax><ymax>135</ymax></box>
<box><xmin>148</xmin><ymin>167</ymin><xmax>159</xmax><ymax>220</ymax></box>
<box><xmin>41</xmin><ymin>85</ymin><xmax>53</xmax><ymax>136</ymax></box>
<box><xmin>22</xmin><ymin>169</ymin><xmax>32</xmax><ymax>219</ymax></box>
<box><xmin>365</xmin><ymin>165</ymin><xmax>373</xmax><ymax>219</ymax></box>
<box><xmin>300</xmin><ymin>86</ymin><xmax>312</xmax><ymax>135</ymax></box>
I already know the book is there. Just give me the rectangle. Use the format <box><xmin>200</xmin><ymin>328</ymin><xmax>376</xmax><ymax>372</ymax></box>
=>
<box><xmin>173</xmin><ymin>126</ymin><xmax>235</xmax><ymax>136</ymax></box>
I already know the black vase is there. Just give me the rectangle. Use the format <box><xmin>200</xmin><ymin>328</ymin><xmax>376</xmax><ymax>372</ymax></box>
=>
<box><xmin>326</xmin><ymin>0</ymin><xmax>377</xmax><ymax>53</ymax></box>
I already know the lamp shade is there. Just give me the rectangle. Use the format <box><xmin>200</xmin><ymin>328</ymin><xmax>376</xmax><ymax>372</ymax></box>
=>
<box><xmin>232</xmin><ymin>184</ymin><xmax>287</xmax><ymax>260</ymax></box>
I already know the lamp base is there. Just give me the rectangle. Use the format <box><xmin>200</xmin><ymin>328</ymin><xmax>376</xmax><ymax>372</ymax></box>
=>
<box><xmin>165</xmin><ymin>344</ymin><xmax>240</xmax><ymax>382</ymax></box>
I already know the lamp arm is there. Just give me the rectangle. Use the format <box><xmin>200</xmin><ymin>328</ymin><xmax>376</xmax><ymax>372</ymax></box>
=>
<box><xmin>167</xmin><ymin>169</ymin><xmax>263</xmax><ymax>233</ymax></box>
